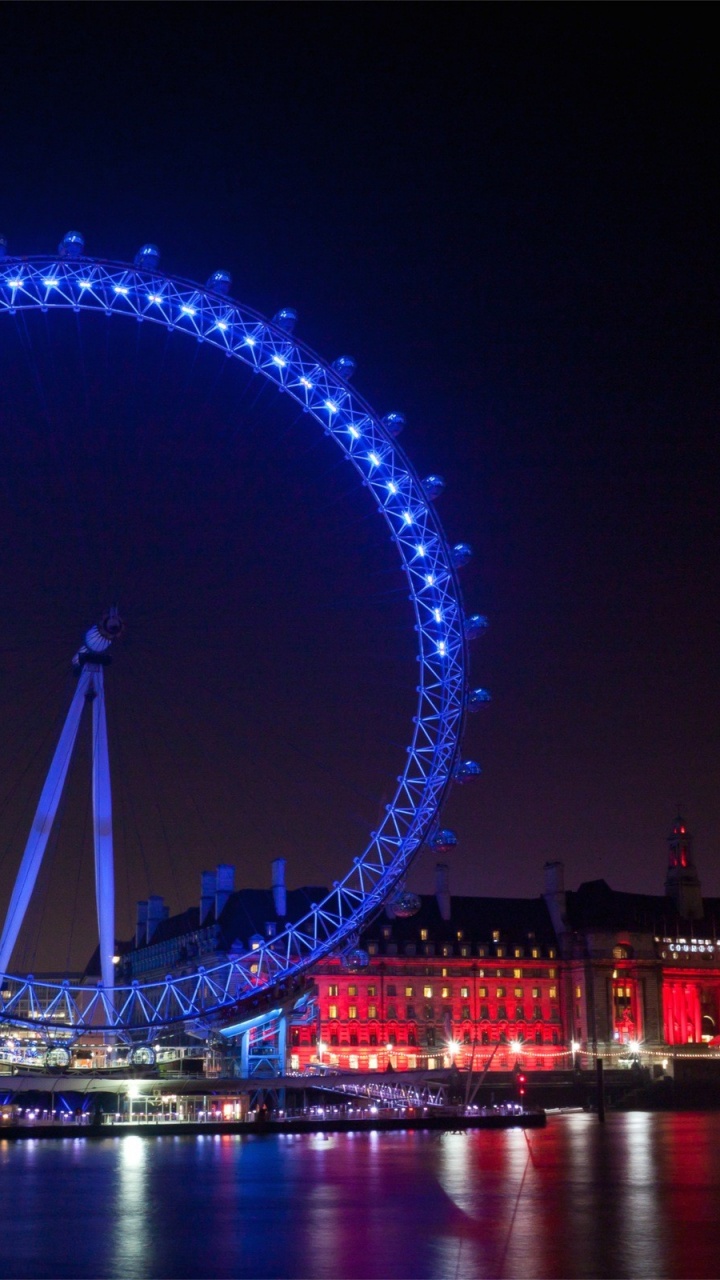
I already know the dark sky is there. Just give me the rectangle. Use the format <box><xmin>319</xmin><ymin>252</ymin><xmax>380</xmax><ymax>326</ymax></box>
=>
<box><xmin>1</xmin><ymin>5</ymin><xmax>718</xmax><ymax>969</ymax></box>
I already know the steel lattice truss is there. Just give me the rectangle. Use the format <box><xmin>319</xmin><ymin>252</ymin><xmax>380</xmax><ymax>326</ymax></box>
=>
<box><xmin>0</xmin><ymin>244</ymin><xmax>477</xmax><ymax>1033</ymax></box>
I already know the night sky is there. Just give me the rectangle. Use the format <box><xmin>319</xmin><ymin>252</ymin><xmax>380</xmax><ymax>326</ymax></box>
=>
<box><xmin>1</xmin><ymin>6</ymin><xmax>718</xmax><ymax>970</ymax></box>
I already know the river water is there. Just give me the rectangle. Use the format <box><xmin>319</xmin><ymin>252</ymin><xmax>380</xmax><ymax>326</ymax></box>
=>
<box><xmin>1</xmin><ymin>1113</ymin><xmax>718</xmax><ymax>1278</ymax></box>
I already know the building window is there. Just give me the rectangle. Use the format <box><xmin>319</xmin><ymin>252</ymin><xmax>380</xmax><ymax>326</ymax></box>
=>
<box><xmin>420</xmin><ymin>928</ymin><xmax>428</xmax><ymax>942</ymax></box>
<box><xmin>330</xmin><ymin>1033</ymin><xmax>339</xmax><ymax>1046</ymax></box>
<box><xmin>424</xmin><ymin>1005</ymin><xmax>434</xmax><ymax>1020</ymax></box>
<box><xmin>532</xmin><ymin>987</ymin><xmax>540</xmax><ymax>998</ymax></box>
<box><xmin>405</xmin><ymin>985</ymin><xmax>414</xmax><ymax>997</ymax></box>
<box><xmin>492</xmin><ymin>930</ymin><xmax>500</xmax><ymax>942</ymax></box>
<box><xmin>423</xmin><ymin>985</ymin><xmax>433</xmax><ymax>998</ymax></box>
<box><xmin>549</xmin><ymin>987</ymin><xmax>557</xmax><ymax>999</ymax></box>
<box><xmin>481</xmin><ymin>1030</ymin><xmax>490</xmax><ymax>1045</ymax></box>
<box><xmin>348</xmin><ymin>1005</ymin><xmax>357</xmax><ymax>1019</ymax></box>
<box><xmin>369</xmin><ymin>1032</ymin><xmax>377</xmax><ymax>1046</ymax></box>
<box><xmin>368</xmin><ymin>943</ymin><xmax>378</xmax><ymax>956</ymax></box>
<box><xmin>479</xmin><ymin>986</ymin><xmax>487</xmax><ymax>998</ymax></box>
<box><xmin>442</xmin><ymin>945</ymin><xmax>452</xmax><ymax>958</ymax></box>
<box><xmin>408</xmin><ymin>1027</ymin><xmax>417</xmax><ymax>1046</ymax></box>
<box><xmin>613</xmin><ymin>946</ymin><xmax>628</xmax><ymax>960</ymax></box>
<box><xmin>549</xmin><ymin>969</ymin><xmax>557</xmax><ymax>979</ymax></box>
<box><xmin>514</xmin><ymin>948</ymin><xmax>523</xmax><ymax>958</ymax></box>
<box><xmin>463</xmin><ymin>1030</ymin><xmax>472</xmax><ymax>1045</ymax></box>
<box><xmin>549</xmin><ymin>949</ymin><xmax>556</xmax><ymax>959</ymax></box>
<box><xmin>531</xmin><ymin>948</ymin><xmax>539</xmax><ymax>959</ymax></box>
<box><xmin>460</xmin><ymin>986</ymin><xmax>469</xmax><ymax>999</ymax></box>
<box><xmin>291</xmin><ymin>1028</ymin><xmax>300</xmax><ymax>1046</ymax></box>
<box><xmin>534</xmin><ymin>1006</ymin><xmax>542</xmax><ymax>1019</ymax></box>
<box><xmin>478</xmin><ymin>947</ymin><xmax>486</xmax><ymax>958</ymax></box>
<box><xmin>369</xmin><ymin>1054</ymin><xmax>378</xmax><ymax>1070</ymax></box>
<box><xmin>349</xmin><ymin>1031</ymin><xmax>358</xmax><ymax>1046</ymax></box>
<box><xmin>328</xmin><ymin>1004</ymin><xmax>338</xmax><ymax>1019</ymax></box>
<box><xmin>575</xmin><ymin>985</ymin><xmax>582</xmax><ymax>999</ymax></box>
<box><xmin>368</xmin><ymin>1004</ymin><xmax>377</xmax><ymax>1019</ymax></box>
<box><xmin>499</xmin><ymin>1030</ymin><xmax>507</xmax><ymax>1043</ymax></box>
<box><xmin>367</xmin><ymin>985</ymin><xmax>376</xmax><ymax>997</ymax></box>
<box><xmin>441</xmin><ymin>986</ymin><xmax>451</xmax><ymax>999</ymax></box>
<box><xmin>387</xmin><ymin>1005</ymin><xmax>397</xmax><ymax>1020</ymax></box>
<box><xmin>348</xmin><ymin>985</ymin><xmax>357</xmax><ymax>997</ymax></box>
<box><xmin>477</xmin><ymin>968</ymin><xmax>486</xmax><ymax>978</ymax></box>
<box><xmin>461</xmin><ymin>946</ymin><xmax>470</xmax><ymax>957</ymax></box>
<box><xmin>498</xmin><ymin>1005</ymin><xmax>507</xmax><ymax>1020</ymax></box>
<box><xmin>496</xmin><ymin>947</ymin><xmax>505</xmax><ymax>957</ymax></box>
<box><xmin>382</xmin><ymin>926</ymin><xmax>392</xmax><ymax>940</ymax></box>
<box><xmin>514</xmin><ymin>987</ymin><xmax>523</xmax><ymax>998</ymax></box>
<box><xmin>349</xmin><ymin>1055</ymin><xmax>359</xmax><ymax>1070</ymax></box>
<box><xmin>406</xmin><ymin>1006</ymin><xmax>416</xmax><ymax>1020</ymax></box>
<box><xmin>387</xmin><ymin>984</ymin><xmax>397</xmax><ymax>997</ymax></box>
<box><xmin>328</xmin><ymin>984</ymin><xmax>339</xmax><ymax>998</ymax></box>
<box><xmin>461</xmin><ymin>1006</ymin><xmax>471</xmax><ymax>1020</ymax></box>
<box><xmin>496</xmin><ymin>987</ymin><xmax>505</xmax><ymax>998</ymax></box>
<box><xmin>535</xmin><ymin>1028</ymin><xmax>543</xmax><ymax>1044</ymax></box>
<box><xmin>480</xmin><ymin>1005</ymin><xmax>489</xmax><ymax>1020</ymax></box>
<box><xmin>426</xmin><ymin>1027</ymin><xmax>436</xmax><ymax>1047</ymax></box>
<box><xmin>513</xmin><ymin>968</ymin><xmax>522</xmax><ymax>979</ymax></box>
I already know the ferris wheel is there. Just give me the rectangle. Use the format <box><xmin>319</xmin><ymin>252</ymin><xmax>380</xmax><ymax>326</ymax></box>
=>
<box><xmin>0</xmin><ymin>230</ymin><xmax>487</xmax><ymax>1035</ymax></box>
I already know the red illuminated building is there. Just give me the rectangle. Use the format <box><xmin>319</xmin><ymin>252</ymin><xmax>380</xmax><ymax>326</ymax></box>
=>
<box><xmin>113</xmin><ymin>817</ymin><xmax>720</xmax><ymax>1073</ymax></box>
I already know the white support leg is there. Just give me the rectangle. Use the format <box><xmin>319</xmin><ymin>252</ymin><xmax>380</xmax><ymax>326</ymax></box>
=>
<box><xmin>91</xmin><ymin>670</ymin><xmax>115</xmax><ymax>993</ymax></box>
<box><xmin>0</xmin><ymin>667</ymin><xmax>94</xmax><ymax>975</ymax></box>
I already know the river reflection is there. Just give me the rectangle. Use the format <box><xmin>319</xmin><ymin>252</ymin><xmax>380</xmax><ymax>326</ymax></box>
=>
<box><xmin>1</xmin><ymin>1114</ymin><xmax>719</xmax><ymax>1278</ymax></box>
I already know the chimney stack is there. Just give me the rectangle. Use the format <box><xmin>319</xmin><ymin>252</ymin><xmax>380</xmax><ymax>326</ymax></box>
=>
<box><xmin>543</xmin><ymin>860</ymin><xmax>567</xmax><ymax>940</ymax></box>
<box><xmin>435</xmin><ymin>862</ymin><xmax>451</xmax><ymax>921</ymax></box>
<box><xmin>146</xmin><ymin>894</ymin><xmax>166</xmax><ymax>944</ymax></box>
<box><xmin>200</xmin><ymin>871</ymin><xmax>216</xmax><ymax>925</ymax></box>
<box><xmin>272</xmin><ymin>858</ymin><xmax>287</xmax><ymax>917</ymax></box>
<box><xmin>135</xmin><ymin>900</ymin><xmax>148</xmax><ymax>949</ymax></box>
<box><xmin>215</xmin><ymin>863</ymin><xmax>235</xmax><ymax>917</ymax></box>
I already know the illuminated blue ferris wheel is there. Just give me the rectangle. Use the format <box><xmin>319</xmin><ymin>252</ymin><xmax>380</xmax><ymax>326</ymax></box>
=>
<box><xmin>0</xmin><ymin>230</ymin><xmax>486</xmax><ymax>1034</ymax></box>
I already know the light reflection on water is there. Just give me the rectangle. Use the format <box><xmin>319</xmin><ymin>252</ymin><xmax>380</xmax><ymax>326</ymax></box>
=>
<box><xmin>1</xmin><ymin>1114</ymin><xmax>720</xmax><ymax>1278</ymax></box>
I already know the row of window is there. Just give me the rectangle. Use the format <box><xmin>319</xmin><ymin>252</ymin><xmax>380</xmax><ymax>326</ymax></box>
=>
<box><xmin>326</xmin><ymin>978</ymin><xmax>557</xmax><ymax>999</ymax></box>
<box><xmin>293</xmin><ymin>1027</ymin><xmax>562</xmax><ymax>1048</ymax></box>
<box><xmin>327</xmin><ymin>1004</ymin><xmax>560</xmax><ymax>1022</ymax></box>
<box><xmin>377</xmin><ymin>926</ymin><xmax>556</xmax><ymax>959</ymax></box>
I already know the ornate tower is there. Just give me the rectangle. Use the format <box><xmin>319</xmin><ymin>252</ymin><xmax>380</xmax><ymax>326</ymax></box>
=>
<box><xmin>664</xmin><ymin>815</ymin><xmax>703</xmax><ymax>920</ymax></box>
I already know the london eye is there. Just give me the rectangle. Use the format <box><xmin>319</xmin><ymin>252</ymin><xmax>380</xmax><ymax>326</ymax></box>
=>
<box><xmin>0</xmin><ymin>231</ymin><xmax>484</xmax><ymax>1035</ymax></box>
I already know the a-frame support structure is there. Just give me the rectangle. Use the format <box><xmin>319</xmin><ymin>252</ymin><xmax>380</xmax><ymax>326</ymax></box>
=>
<box><xmin>0</xmin><ymin>611</ymin><xmax>122</xmax><ymax>991</ymax></box>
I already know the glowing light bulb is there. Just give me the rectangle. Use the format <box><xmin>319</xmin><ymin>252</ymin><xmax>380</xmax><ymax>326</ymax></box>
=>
<box><xmin>368</xmin><ymin>451</ymin><xmax>381</xmax><ymax>466</ymax></box>
<box><xmin>300</xmin><ymin>376</ymin><xmax>313</xmax><ymax>389</ymax></box>
<box><xmin>325</xmin><ymin>399</ymin><xmax>338</xmax><ymax>413</ymax></box>
<box><xmin>348</xmin><ymin>425</ymin><xmax>360</xmax><ymax>439</ymax></box>
<box><xmin>180</xmin><ymin>304</ymin><xmax>196</xmax><ymax>316</ymax></box>
<box><xmin>113</xmin><ymin>285</ymin><xmax>129</xmax><ymax>295</ymax></box>
<box><xmin>402</xmin><ymin>511</ymin><xmax>413</xmax><ymax>525</ymax></box>
<box><xmin>271</xmin><ymin>354</ymin><xmax>286</xmax><ymax>367</ymax></box>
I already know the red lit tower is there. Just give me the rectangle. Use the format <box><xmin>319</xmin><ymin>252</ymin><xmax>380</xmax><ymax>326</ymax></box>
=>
<box><xmin>665</xmin><ymin>815</ymin><xmax>703</xmax><ymax>921</ymax></box>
